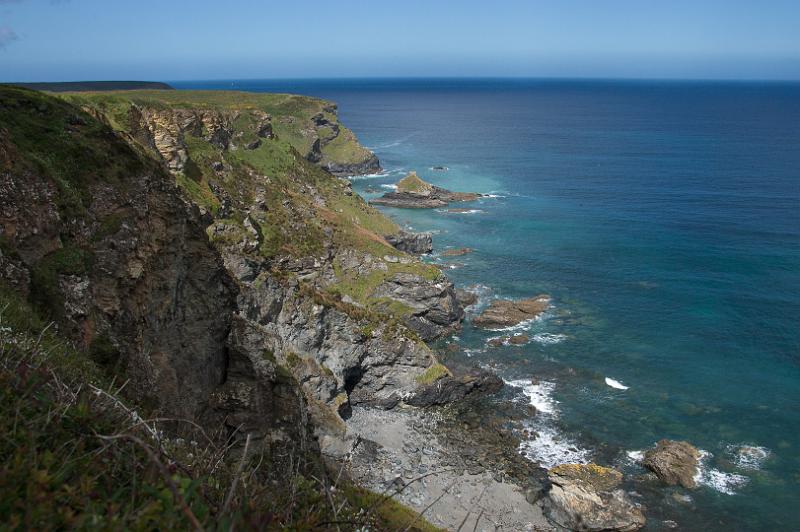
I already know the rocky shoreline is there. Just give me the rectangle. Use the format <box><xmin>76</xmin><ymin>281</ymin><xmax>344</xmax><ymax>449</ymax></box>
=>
<box><xmin>0</xmin><ymin>87</ymin><xmax>714</xmax><ymax>531</ymax></box>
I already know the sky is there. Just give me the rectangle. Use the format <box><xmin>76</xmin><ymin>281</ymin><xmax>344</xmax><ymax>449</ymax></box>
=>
<box><xmin>1</xmin><ymin>0</ymin><xmax>799</xmax><ymax>82</ymax></box>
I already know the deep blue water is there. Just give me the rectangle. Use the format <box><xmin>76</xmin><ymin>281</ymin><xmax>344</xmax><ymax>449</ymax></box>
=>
<box><xmin>174</xmin><ymin>79</ymin><xmax>800</xmax><ymax>530</ymax></box>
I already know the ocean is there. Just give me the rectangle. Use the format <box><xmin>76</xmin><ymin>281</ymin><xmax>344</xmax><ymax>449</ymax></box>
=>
<box><xmin>173</xmin><ymin>78</ymin><xmax>800</xmax><ymax>530</ymax></box>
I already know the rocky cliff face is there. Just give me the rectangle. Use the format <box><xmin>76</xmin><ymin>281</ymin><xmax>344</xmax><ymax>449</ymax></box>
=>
<box><xmin>58</xmin><ymin>89</ymin><xmax>468</xmax><ymax>438</ymax></box>
<box><xmin>0</xmin><ymin>87</ymin><xmax>316</xmax><ymax>456</ymax></box>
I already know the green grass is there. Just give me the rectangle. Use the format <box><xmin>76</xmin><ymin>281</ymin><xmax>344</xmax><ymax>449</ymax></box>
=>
<box><xmin>329</xmin><ymin>257</ymin><xmax>441</xmax><ymax>320</ymax></box>
<box><xmin>321</xmin><ymin>125</ymin><xmax>374</xmax><ymax>165</ymax></box>
<box><xmin>0</xmin><ymin>86</ymin><xmax>155</xmax><ymax>220</ymax></box>
<box><xmin>396</xmin><ymin>171</ymin><xmax>433</xmax><ymax>194</ymax></box>
<box><xmin>415</xmin><ymin>363</ymin><xmax>451</xmax><ymax>385</ymax></box>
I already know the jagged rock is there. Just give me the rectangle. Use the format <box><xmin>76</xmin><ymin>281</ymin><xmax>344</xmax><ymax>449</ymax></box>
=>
<box><xmin>235</xmin><ymin>275</ymin><xmax>439</xmax><ymax>413</ymax></box>
<box><xmin>643</xmin><ymin>440</ymin><xmax>700</xmax><ymax>489</ymax></box>
<box><xmin>473</xmin><ymin>295</ymin><xmax>551</xmax><ymax>329</ymax></box>
<box><xmin>545</xmin><ymin>464</ymin><xmax>646</xmax><ymax>531</ymax></box>
<box><xmin>370</xmin><ymin>171</ymin><xmax>481</xmax><ymax>209</ymax></box>
<box><xmin>454</xmin><ymin>288</ymin><xmax>477</xmax><ymax>307</ymax></box>
<box><xmin>385</xmin><ymin>230</ymin><xmax>433</xmax><ymax>255</ymax></box>
<box><xmin>407</xmin><ymin>368</ymin><xmax>503</xmax><ymax>407</ymax></box>
<box><xmin>373</xmin><ymin>272</ymin><xmax>464</xmax><ymax>341</ymax></box>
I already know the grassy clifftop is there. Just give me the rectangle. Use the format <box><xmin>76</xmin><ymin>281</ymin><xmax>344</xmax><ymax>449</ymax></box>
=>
<box><xmin>64</xmin><ymin>89</ymin><xmax>442</xmax><ymax>323</ymax></box>
<box><xmin>62</xmin><ymin>89</ymin><xmax>378</xmax><ymax>175</ymax></box>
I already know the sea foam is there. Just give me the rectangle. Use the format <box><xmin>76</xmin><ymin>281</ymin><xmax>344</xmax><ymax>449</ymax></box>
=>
<box><xmin>694</xmin><ymin>450</ymin><xmax>749</xmax><ymax>495</ymax></box>
<box><xmin>533</xmin><ymin>333</ymin><xmax>567</xmax><ymax>345</ymax></box>
<box><xmin>508</xmin><ymin>379</ymin><xmax>592</xmax><ymax>468</ymax></box>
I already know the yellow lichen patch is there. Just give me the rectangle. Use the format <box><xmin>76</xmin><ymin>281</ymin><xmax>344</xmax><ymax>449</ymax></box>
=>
<box><xmin>549</xmin><ymin>463</ymin><xmax>623</xmax><ymax>491</ymax></box>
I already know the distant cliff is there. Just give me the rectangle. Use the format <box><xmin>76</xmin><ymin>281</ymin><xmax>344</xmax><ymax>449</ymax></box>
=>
<box><xmin>7</xmin><ymin>80</ymin><xmax>174</xmax><ymax>92</ymax></box>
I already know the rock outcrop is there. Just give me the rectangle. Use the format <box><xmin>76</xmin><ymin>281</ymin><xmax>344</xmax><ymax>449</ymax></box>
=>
<box><xmin>385</xmin><ymin>230</ymin><xmax>433</xmax><ymax>255</ymax></box>
<box><xmin>372</xmin><ymin>272</ymin><xmax>464</xmax><ymax>341</ymax></box>
<box><xmin>545</xmin><ymin>464</ymin><xmax>646</xmax><ymax>531</ymax></box>
<box><xmin>473</xmin><ymin>295</ymin><xmax>551</xmax><ymax>329</ymax></box>
<box><xmin>643</xmin><ymin>440</ymin><xmax>700</xmax><ymax>489</ymax></box>
<box><xmin>407</xmin><ymin>367</ymin><xmax>503</xmax><ymax>407</ymax></box>
<box><xmin>370</xmin><ymin>171</ymin><xmax>481</xmax><ymax>208</ymax></box>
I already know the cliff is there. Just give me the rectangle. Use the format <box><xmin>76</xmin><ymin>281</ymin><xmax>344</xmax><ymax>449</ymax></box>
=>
<box><xmin>0</xmin><ymin>86</ymin><xmax>474</xmax><ymax>528</ymax></box>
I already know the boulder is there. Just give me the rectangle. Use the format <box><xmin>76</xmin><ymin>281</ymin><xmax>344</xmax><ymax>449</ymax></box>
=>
<box><xmin>473</xmin><ymin>295</ymin><xmax>551</xmax><ymax>329</ymax></box>
<box><xmin>385</xmin><ymin>230</ymin><xmax>433</xmax><ymax>255</ymax></box>
<box><xmin>643</xmin><ymin>440</ymin><xmax>700</xmax><ymax>489</ymax></box>
<box><xmin>545</xmin><ymin>464</ymin><xmax>646</xmax><ymax>532</ymax></box>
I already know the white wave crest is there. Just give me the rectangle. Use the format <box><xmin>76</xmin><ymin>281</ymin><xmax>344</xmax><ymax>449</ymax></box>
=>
<box><xmin>508</xmin><ymin>379</ymin><xmax>557</xmax><ymax>416</ymax></box>
<box><xmin>519</xmin><ymin>424</ymin><xmax>592</xmax><ymax>469</ymax></box>
<box><xmin>728</xmin><ymin>445</ymin><xmax>770</xmax><ymax>470</ymax></box>
<box><xmin>605</xmin><ymin>377</ymin><xmax>629</xmax><ymax>390</ymax></box>
<box><xmin>436</xmin><ymin>208</ymin><xmax>485</xmax><ymax>215</ymax></box>
<box><xmin>347</xmin><ymin>171</ymin><xmax>390</xmax><ymax>180</ymax></box>
<box><xmin>533</xmin><ymin>333</ymin><xmax>567</xmax><ymax>345</ymax></box>
<box><xmin>626</xmin><ymin>450</ymin><xmax>645</xmax><ymax>463</ymax></box>
<box><xmin>694</xmin><ymin>450</ymin><xmax>749</xmax><ymax>495</ymax></box>
<box><xmin>380</xmin><ymin>184</ymin><xmax>398</xmax><ymax>190</ymax></box>
<box><xmin>508</xmin><ymin>378</ymin><xmax>592</xmax><ymax>468</ymax></box>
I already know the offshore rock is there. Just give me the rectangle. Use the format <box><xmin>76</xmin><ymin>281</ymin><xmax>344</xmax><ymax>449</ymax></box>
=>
<box><xmin>643</xmin><ymin>440</ymin><xmax>700</xmax><ymax>489</ymax></box>
<box><xmin>545</xmin><ymin>464</ymin><xmax>646</xmax><ymax>531</ymax></box>
<box><xmin>385</xmin><ymin>230</ymin><xmax>433</xmax><ymax>255</ymax></box>
<box><xmin>473</xmin><ymin>295</ymin><xmax>551</xmax><ymax>329</ymax></box>
<box><xmin>370</xmin><ymin>171</ymin><xmax>481</xmax><ymax>209</ymax></box>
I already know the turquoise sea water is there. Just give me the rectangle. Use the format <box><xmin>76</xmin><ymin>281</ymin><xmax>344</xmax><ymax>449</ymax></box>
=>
<box><xmin>175</xmin><ymin>79</ymin><xmax>800</xmax><ymax>530</ymax></box>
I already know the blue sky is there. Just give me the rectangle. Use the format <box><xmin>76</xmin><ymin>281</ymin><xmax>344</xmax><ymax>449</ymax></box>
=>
<box><xmin>1</xmin><ymin>0</ymin><xmax>799</xmax><ymax>81</ymax></box>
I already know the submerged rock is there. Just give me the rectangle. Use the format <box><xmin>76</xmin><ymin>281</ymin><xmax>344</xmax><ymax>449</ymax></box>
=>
<box><xmin>385</xmin><ymin>230</ymin><xmax>433</xmax><ymax>255</ymax></box>
<box><xmin>643</xmin><ymin>439</ymin><xmax>700</xmax><ymax>489</ymax></box>
<box><xmin>441</xmin><ymin>247</ymin><xmax>473</xmax><ymax>257</ymax></box>
<box><xmin>473</xmin><ymin>295</ymin><xmax>551</xmax><ymax>329</ymax></box>
<box><xmin>545</xmin><ymin>464</ymin><xmax>646</xmax><ymax>531</ymax></box>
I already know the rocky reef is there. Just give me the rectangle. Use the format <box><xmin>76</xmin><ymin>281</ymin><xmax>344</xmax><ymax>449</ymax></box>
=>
<box><xmin>370</xmin><ymin>170</ymin><xmax>482</xmax><ymax>208</ymax></box>
<box><xmin>473</xmin><ymin>294</ymin><xmax>552</xmax><ymax>329</ymax></box>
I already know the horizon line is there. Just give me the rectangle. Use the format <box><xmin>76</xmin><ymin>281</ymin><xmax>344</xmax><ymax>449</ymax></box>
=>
<box><xmin>5</xmin><ymin>75</ymin><xmax>800</xmax><ymax>85</ymax></box>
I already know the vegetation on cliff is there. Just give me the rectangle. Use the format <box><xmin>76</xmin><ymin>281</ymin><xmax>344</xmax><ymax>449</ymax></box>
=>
<box><xmin>0</xmin><ymin>86</ymin><xmax>445</xmax><ymax>530</ymax></box>
<box><xmin>63</xmin><ymin>89</ymin><xmax>446</xmax><ymax>330</ymax></box>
